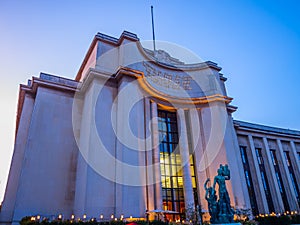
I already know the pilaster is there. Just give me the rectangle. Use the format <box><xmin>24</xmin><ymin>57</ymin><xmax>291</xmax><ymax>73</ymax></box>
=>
<box><xmin>248</xmin><ymin>135</ymin><xmax>269</xmax><ymax>213</ymax></box>
<box><xmin>177</xmin><ymin>108</ymin><xmax>195</xmax><ymax>213</ymax></box>
<box><xmin>150</xmin><ymin>101</ymin><xmax>163</xmax><ymax>210</ymax></box>
<box><xmin>262</xmin><ymin>137</ymin><xmax>284</xmax><ymax>212</ymax></box>
<box><xmin>290</xmin><ymin>141</ymin><xmax>300</xmax><ymax>191</ymax></box>
<box><xmin>276</xmin><ymin>139</ymin><xmax>299</xmax><ymax>211</ymax></box>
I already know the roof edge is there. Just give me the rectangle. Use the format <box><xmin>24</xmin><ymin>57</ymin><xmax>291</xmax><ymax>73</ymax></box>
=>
<box><xmin>234</xmin><ymin>120</ymin><xmax>300</xmax><ymax>137</ymax></box>
<box><xmin>75</xmin><ymin>31</ymin><xmax>139</xmax><ymax>81</ymax></box>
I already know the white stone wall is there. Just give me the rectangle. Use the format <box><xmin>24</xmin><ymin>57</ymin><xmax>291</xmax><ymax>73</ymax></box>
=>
<box><xmin>189</xmin><ymin>104</ymin><xmax>249</xmax><ymax>213</ymax></box>
<box><xmin>2</xmin><ymin>87</ymin><xmax>79</xmax><ymax>222</ymax></box>
<box><xmin>235</xmin><ymin>122</ymin><xmax>300</xmax><ymax>214</ymax></box>
<box><xmin>0</xmin><ymin>94</ymin><xmax>35</xmax><ymax>223</ymax></box>
<box><xmin>73</xmin><ymin>72</ymin><xmax>149</xmax><ymax>219</ymax></box>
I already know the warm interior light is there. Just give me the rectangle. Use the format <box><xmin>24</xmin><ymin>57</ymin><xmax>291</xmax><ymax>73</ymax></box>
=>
<box><xmin>100</xmin><ymin>215</ymin><xmax>103</xmax><ymax>219</ymax></box>
<box><xmin>71</xmin><ymin>214</ymin><xmax>75</xmax><ymax>219</ymax></box>
<box><xmin>178</xmin><ymin>177</ymin><xmax>183</xmax><ymax>186</ymax></box>
<box><xmin>83</xmin><ymin>214</ymin><xmax>86</xmax><ymax>219</ymax></box>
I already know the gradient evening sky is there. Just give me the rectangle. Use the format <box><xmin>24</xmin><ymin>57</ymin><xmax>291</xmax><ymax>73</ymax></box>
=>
<box><xmin>0</xmin><ymin>0</ymin><xmax>299</xmax><ymax>201</ymax></box>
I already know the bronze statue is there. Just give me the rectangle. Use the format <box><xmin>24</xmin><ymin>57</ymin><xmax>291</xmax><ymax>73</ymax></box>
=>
<box><xmin>204</xmin><ymin>164</ymin><xmax>234</xmax><ymax>224</ymax></box>
<box><xmin>204</xmin><ymin>179</ymin><xmax>218</xmax><ymax>223</ymax></box>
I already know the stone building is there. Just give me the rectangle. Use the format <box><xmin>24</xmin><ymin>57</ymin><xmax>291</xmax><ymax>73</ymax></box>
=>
<box><xmin>234</xmin><ymin>120</ymin><xmax>300</xmax><ymax>215</ymax></box>
<box><xmin>0</xmin><ymin>31</ymin><xmax>299</xmax><ymax>224</ymax></box>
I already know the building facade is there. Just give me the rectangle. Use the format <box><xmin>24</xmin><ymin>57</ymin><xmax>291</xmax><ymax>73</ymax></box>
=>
<box><xmin>234</xmin><ymin>121</ymin><xmax>300</xmax><ymax>215</ymax></box>
<box><xmin>0</xmin><ymin>31</ymin><xmax>299</xmax><ymax>224</ymax></box>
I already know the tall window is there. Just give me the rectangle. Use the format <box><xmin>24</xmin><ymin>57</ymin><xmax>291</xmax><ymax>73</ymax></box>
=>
<box><xmin>188</xmin><ymin>154</ymin><xmax>198</xmax><ymax>210</ymax></box>
<box><xmin>158</xmin><ymin>110</ymin><xmax>184</xmax><ymax>214</ymax></box>
<box><xmin>158</xmin><ymin>110</ymin><xmax>197</xmax><ymax>216</ymax></box>
<box><xmin>240</xmin><ymin>146</ymin><xmax>258</xmax><ymax>215</ymax></box>
<box><xmin>255</xmin><ymin>148</ymin><xmax>275</xmax><ymax>213</ymax></box>
<box><xmin>270</xmin><ymin>150</ymin><xmax>290</xmax><ymax>211</ymax></box>
<box><xmin>284</xmin><ymin>151</ymin><xmax>300</xmax><ymax>207</ymax></box>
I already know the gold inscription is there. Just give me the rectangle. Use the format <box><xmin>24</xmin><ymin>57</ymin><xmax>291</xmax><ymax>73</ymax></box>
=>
<box><xmin>143</xmin><ymin>62</ymin><xmax>192</xmax><ymax>90</ymax></box>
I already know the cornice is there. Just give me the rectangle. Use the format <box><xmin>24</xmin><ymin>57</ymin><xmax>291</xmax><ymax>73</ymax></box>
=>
<box><xmin>76</xmin><ymin>31</ymin><xmax>223</xmax><ymax>81</ymax></box>
<box><xmin>78</xmin><ymin>66</ymin><xmax>232</xmax><ymax>107</ymax></box>
<box><xmin>136</xmin><ymin>41</ymin><xmax>222</xmax><ymax>72</ymax></box>
<box><xmin>95</xmin><ymin>31</ymin><xmax>139</xmax><ymax>45</ymax></box>
<box><xmin>76</xmin><ymin>31</ymin><xmax>139</xmax><ymax>81</ymax></box>
<box><xmin>15</xmin><ymin>74</ymin><xmax>79</xmax><ymax>139</ymax></box>
<box><xmin>227</xmin><ymin>105</ymin><xmax>238</xmax><ymax>113</ymax></box>
<box><xmin>234</xmin><ymin>120</ymin><xmax>300</xmax><ymax>139</ymax></box>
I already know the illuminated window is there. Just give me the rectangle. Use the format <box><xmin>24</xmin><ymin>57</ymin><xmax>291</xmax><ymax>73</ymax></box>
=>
<box><xmin>158</xmin><ymin>110</ymin><xmax>185</xmax><ymax>214</ymax></box>
<box><xmin>158</xmin><ymin>110</ymin><xmax>198</xmax><ymax>217</ymax></box>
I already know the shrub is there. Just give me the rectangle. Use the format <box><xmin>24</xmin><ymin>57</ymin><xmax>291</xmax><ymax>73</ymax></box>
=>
<box><xmin>20</xmin><ymin>216</ymin><xmax>36</xmax><ymax>225</ymax></box>
<box><xmin>291</xmin><ymin>214</ymin><xmax>300</xmax><ymax>224</ymax></box>
<box><xmin>242</xmin><ymin>220</ymin><xmax>258</xmax><ymax>225</ymax></box>
<box><xmin>148</xmin><ymin>220</ymin><xmax>167</xmax><ymax>225</ymax></box>
<box><xmin>256</xmin><ymin>215</ymin><xmax>291</xmax><ymax>225</ymax></box>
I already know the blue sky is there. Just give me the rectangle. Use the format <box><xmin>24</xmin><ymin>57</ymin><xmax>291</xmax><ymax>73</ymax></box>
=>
<box><xmin>0</xmin><ymin>0</ymin><xmax>299</xmax><ymax>200</ymax></box>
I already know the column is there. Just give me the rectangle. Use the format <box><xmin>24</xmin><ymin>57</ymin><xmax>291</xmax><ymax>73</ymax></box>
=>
<box><xmin>151</xmin><ymin>101</ymin><xmax>162</xmax><ymax>210</ymax></box>
<box><xmin>145</xmin><ymin>99</ymin><xmax>155</xmax><ymax>213</ymax></box>
<box><xmin>276</xmin><ymin>139</ymin><xmax>299</xmax><ymax>211</ymax></box>
<box><xmin>177</xmin><ymin>108</ymin><xmax>195</xmax><ymax>213</ymax></box>
<box><xmin>248</xmin><ymin>135</ymin><xmax>269</xmax><ymax>213</ymax></box>
<box><xmin>290</xmin><ymin>141</ymin><xmax>300</xmax><ymax>188</ymax></box>
<box><xmin>262</xmin><ymin>137</ymin><xmax>284</xmax><ymax>212</ymax></box>
<box><xmin>224</xmin><ymin>114</ymin><xmax>251</xmax><ymax>209</ymax></box>
<box><xmin>188</xmin><ymin>109</ymin><xmax>205</xmax><ymax>208</ymax></box>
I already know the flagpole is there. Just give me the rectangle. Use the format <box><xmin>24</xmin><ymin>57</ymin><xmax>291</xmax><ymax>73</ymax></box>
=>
<box><xmin>151</xmin><ymin>6</ymin><xmax>156</xmax><ymax>55</ymax></box>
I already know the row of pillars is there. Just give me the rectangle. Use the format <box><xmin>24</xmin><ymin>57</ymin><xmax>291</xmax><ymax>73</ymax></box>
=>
<box><xmin>248</xmin><ymin>135</ymin><xmax>300</xmax><ymax>213</ymax></box>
